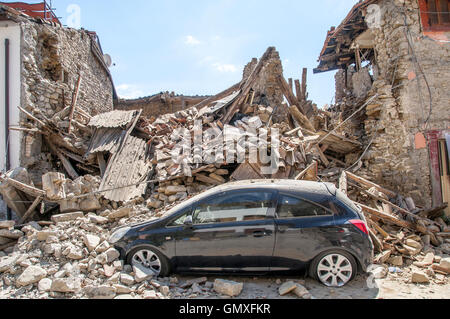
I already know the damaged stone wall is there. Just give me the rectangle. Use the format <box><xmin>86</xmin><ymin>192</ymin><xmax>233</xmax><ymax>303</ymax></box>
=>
<box><xmin>18</xmin><ymin>21</ymin><xmax>115</xmax><ymax>187</ymax></box>
<box><xmin>250</xmin><ymin>48</ymin><xmax>286</xmax><ymax>123</ymax></box>
<box><xmin>357</xmin><ymin>0</ymin><xmax>450</xmax><ymax>206</ymax></box>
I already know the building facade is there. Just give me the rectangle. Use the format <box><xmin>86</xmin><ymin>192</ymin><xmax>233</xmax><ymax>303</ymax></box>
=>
<box><xmin>0</xmin><ymin>4</ymin><xmax>116</xmax><ymax>218</ymax></box>
<box><xmin>315</xmin><ymin>0</ymin><xmax>450</xmax><ymax>212</ymax></box>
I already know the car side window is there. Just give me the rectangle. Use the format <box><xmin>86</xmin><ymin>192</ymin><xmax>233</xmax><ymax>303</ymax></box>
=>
<box><xmin>277</xmin><ymin>195</ymin><xmax>330</xmax><ymax>218</ymax></box>
<box><xmin>166</xmin><ymin>207</ymin><xmax>192</xmax><ymax>227</ymax></box>
<box><xmin>193</xmin><ymin>191</ymin><xmax>274</xmax><ymax>225</ymax></box>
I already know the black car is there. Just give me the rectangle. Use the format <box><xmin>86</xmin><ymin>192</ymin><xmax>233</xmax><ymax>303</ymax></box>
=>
<box><xmin>110</xmin><ymin>180</ymin><xmax>374</xmax><ymax>287</ymax></box>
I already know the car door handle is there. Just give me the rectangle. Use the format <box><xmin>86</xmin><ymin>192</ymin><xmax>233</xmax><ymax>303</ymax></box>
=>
<box><xmin>253</xmin><ymin>231</ymin><xmax>266</xmax><ymax>238</ymax></box>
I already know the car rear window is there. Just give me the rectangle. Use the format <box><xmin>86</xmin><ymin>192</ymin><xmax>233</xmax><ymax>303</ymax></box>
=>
<box><xmin>277</xmin><ymin>195</ymin><xmax>331</xmax><ymax>218</ymax></box>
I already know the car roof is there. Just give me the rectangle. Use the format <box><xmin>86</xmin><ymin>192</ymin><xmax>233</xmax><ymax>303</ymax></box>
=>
<box><xmin>172</xmin><ymin>179</ymin><xmax>337</xmax><ymax>210</ymax></box>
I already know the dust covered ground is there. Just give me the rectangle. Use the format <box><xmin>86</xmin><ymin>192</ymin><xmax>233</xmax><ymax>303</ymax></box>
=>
<box><xmin>173</xmin><ymin>272</ymin><xmax>449</xmax><ymax>300</ymax></box>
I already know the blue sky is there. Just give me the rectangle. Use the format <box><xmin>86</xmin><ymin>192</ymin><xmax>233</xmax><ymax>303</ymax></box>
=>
<box><xmin>8</xmin><ymin>0</ymin><xmax>358</xmax><ymax>106</ymax></box>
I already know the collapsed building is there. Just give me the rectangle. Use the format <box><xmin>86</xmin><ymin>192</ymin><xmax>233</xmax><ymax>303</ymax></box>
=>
<box><xmin>314</xmin><ymin>0</ymin><xmax>450</xmax><ymax>214</ymax></box>
<box><xmin>0</xmin><ymin>3</ymin><xmax>117</xmax><ymax>219</ymax></box>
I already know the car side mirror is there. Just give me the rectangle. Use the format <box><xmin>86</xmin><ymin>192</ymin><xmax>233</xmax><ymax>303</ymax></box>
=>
<box><xmin>184</xmin><ymin>215</ymin><xmax>193</xmax><ymax>227</ymax></box>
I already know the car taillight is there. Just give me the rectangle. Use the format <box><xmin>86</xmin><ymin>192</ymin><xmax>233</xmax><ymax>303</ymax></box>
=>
<box><xmin>348</xmin><ymin>219</ymin><xmax>369</xmax><ymax>236</ymax></box>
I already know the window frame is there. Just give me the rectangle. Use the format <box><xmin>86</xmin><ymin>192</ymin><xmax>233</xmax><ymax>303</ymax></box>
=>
<box><xmin>275</xmin><ymin>192</ymin><xmax>335</xmax><ymax>220</ymax></box>
<box><xmin>189</xmin><ymin>189</ymin><xmax>278</xmax><ymax>226</ymax></box>
<box><xmin>419</xmin><ymin>0</ymin><xmax>450</xmax><ymax>32</ymax></box>
<box><xmin>165</xmin><ymin>205</ymin><xmax>193</xmax><ymax>228</ymax></box>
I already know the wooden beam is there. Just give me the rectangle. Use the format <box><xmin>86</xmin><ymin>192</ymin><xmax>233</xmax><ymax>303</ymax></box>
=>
<box><xmin>356</xmin><ymin>202</ymin><xmax>414</xmax><ymax>230</ymax></box>
<box><xmin>315</xmin><ymin>145</ymin><xmax>330</xmax><ymax>167</ymax></box>
<box><xmin>301</xmin><ymin>68</ymin><xmax>307</xmax><ymax>101</ymax></box>
<box><xmin>295</xmin><ymin>161</ymin><xmax>318</xmax><ymax>181</ymax></box>
<box><xmin>0</xmin><ymin>175</ymin><xmax>45</xmax><ymax>198</ymax></box>
<box><xmin>45</xmin><ymin>137</ymin><xmax>79</xmax><ymax>180</ymax></box>
<box><xmin>19</xmin><ymin>195</ymin><xmax>43</xmax><ymax>224</ymax></box>
<box><xmin>288</xmin><ymin>105</ymin><xmax>316</xmax><ymax>132</ymax></box>
<box><xmin>346</xmin><ymin>172</ymin><xmax>397</xmax><ymax>198</ymax></box>
<box><xmin>68</xmin><ymin>73</ymin><xmax>82</xmax><ymax>134</ymax></box>
<box><xmin>339</xmin><ymin>171</ymin><xmax>348</xmax><ymax>195</ymax></box>
<box><xmin>277</xmin><ymin>76</ymin><xmax>306</xmax><ymax>114</ymax></box>
<box><xmin>294</xmin><ymin>79</ymin><xmax>302</xmax><ymax>104</ymax></box>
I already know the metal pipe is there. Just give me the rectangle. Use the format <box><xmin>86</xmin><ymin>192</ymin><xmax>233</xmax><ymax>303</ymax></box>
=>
<box><xmin>5</xmin><ymin>38</ymin><xmax>11</xmax><ymax>220</ymax></box>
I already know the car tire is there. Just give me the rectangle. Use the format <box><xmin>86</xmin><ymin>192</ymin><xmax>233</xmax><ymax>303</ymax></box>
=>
<box><xmin>309</xmin><ymin>250</ymin><xmax>357</xmax><ymax>287</ymax></box>
<box><xmin>127</xmin><ymin>246</ymin><xmax>171</xmax><ymax>278</ymax></box>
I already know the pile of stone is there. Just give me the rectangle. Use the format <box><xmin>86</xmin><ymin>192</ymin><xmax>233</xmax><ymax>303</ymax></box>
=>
<box><xmin>1</xmin><ymin>46</ymin><xmax>364</xmax><ymax>226</ymax></box>
<box><xmin>0</xmin><ymin>208</ymin><xmax>293</xmax><ymax>299</ymax></box>
<box><xmin>338</xmin><ymin>171</ymin><xmax>450</xmax><ymax>284</ymax></box>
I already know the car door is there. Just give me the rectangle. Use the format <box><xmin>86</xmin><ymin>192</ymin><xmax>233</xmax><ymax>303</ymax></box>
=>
<box><xmin>271</xmin><ymin>193</ymin><xmax>336</xmax><ymax>271</ymax></box>
<box><xmin>174</xmin><ymin>189</ymin><xmax>277</xmax><ymax>272</ymax></box>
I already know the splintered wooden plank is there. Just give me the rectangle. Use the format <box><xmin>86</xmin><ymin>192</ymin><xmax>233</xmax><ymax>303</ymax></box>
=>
<box><xmin>339</xmin><ymin>171</ymin><xmax>348</xmax><ymax>195</ymax></box>
<box><xmin>346</xmin><ymin>172</ymin><xmax>397</xmax><ymax>198</ymax></box>
<box><xmin>0</xmin><ymin>175</ymin><xmax>46</xmax><ymax>198</ymax></box>
<box><xmin>294</xmin><ymin>79</ymin><xmax>303</xmax><ymax>104</ymax></box>
<box><xmin>19</xmin><ymin>196</ymin><xmax>43</xmax><ymax>224</ymax></box>
<box><xmin>230</xmin><ymin>162</ymin><xmax>264</xmax><ymax>181</ymax></box>
<box><xmin>317</xmin><ymin>130</ymin><xmax>361</xmax><ymax>154</ymax></box>
<box><xmin>195</xmin><ymin>173</ymin><xmax>222</xmax><ymax>185</ymax></box>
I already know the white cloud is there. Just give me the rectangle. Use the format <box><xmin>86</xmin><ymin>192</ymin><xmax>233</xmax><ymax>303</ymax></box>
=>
<box><xmin>185</xmin><ymin>35</ymin><xmax>201</xmax><ymax>46</ymax></box>
<box><xmin>116</xmin><ymin>84</ymin><xmax>146</xmax><ymax>99</ymax></box>
<box><xmin>212</xmin><ymin>62</ymin><xmax>238</xmax><ymax>73</ymax></box>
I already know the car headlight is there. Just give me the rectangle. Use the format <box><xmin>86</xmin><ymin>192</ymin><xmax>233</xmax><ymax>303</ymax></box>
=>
<box><xmin>108</xmin><ymin>227</ymin><xmax>131</xmax><ymax>244</ymax></box>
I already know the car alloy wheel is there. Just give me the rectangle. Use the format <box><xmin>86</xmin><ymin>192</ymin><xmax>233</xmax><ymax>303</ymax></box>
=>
<box><xmin>131</xmin><ymin>249</ymin><xmax>162</xmax><ymax>276</ymax></box>
<box><xmin>317</xmin><ymin>253</ymin><xmax>353</xmax><ymax>287</ymax></box>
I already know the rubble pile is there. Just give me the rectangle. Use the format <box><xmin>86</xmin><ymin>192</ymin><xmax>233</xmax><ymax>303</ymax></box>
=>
<box><xmin>0</xmin><ymin>46</ymin><xmax>448</xmax><ymax>298</ymax></box>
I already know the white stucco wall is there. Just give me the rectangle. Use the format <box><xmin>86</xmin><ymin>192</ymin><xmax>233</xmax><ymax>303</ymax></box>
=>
<box><xmin>0</xmin><ymin>20</ymin><xmax>21</xmax><ymax>218</ymax></box>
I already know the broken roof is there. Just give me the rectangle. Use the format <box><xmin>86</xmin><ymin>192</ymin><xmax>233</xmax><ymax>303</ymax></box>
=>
<box><xmin>88</xmin><ymin>110</ymin><xmax>140</xmax><ymax>128</ymax></box>
<box><xmin>314</xmin><ymin>0</ymin><xmax>377</xmax><ymax>74</ymax></box>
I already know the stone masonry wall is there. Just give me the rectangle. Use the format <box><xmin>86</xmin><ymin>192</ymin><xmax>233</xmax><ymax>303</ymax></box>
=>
<box><xmin>360</xmin><ymin>0</ymin><xmax>450</xmax><ymax>206</ymax></box>
<box><xmin>18</xmin><ymin>21</ymin><xmax>114</xmax><ymax>186</ymax></box>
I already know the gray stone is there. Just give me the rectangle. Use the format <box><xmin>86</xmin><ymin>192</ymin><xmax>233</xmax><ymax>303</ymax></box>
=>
<box><xmin>16</xmin><ymin>266</ymin><xmax>47</xmax><ymax>287</ymax></box>
<box><xmin>95</xmin><ymin>241</ymin><xmax>110</xmax><ymax>253</ymax></box>
<box><xmin>114</xmin><ymin>284</ymin><xmax>133</xmax><ymax>294</ymax></box>
<box><xmin>83</xmin><ymin>234</ymin><xmax>101</xmax><ymax>252</ymax></box>
<box><xmin>133</xmin><ymin>264</ymin><xmax>154</xmax><ymax>283</ymax></box>
<box><xmin>0</xmin><ymin>221</ymin><xmax>15</xmax><ymax>229</ymax></box>
<box><xmin>120</xmin><ymin>273</ymin><xmax>135</xmax><ymax>286</ymax></box>
<box><xmin>293</xmin><ymin>284</ymin><xmax>311</xmax><ymax>299</ymax></box>
<box><xmin>411</xmin><ymin>271</ymin><xmax>429</xmax><ymax>284</ymax></box>
<box><xmin>387</xmin><ymin>255</ymin><xmax>403</xmax><ymax>266</ymax></box>
<box><xmin>0</xmin><ymin>256</ymin><xmax>18</xmax><ymax>272</ymax></box>
<box><xmin>108</xmin><ymin>207</ymin><xmax>131</xmax><ymax>220</ymax></box>
<box><xmin>67</xmin><ymin>247</ymin><xmax>84</xmax><ymax>260</ymax></box>
<box><xmin>97</xmin><ymin>248</ymin><xmax>120</xmax><ymax>264</ymax></box>
<box><xmin>51</xmin><ymin>212</ymin><xmax>84</xmax><ymax>223</ymax></box>
<box><xmin>84</xmin><ymin>285</ymin><xmax>117</xmax><ymax>299</ymax></box>
<box><xmin>38</xmin><ymin>278</ymin><xmax>52</xmax><ymax>292</ymax></box>
<box><xmin>36</xmin><ymin>231</ymin><xmax>58</xmax><ymax>241</ymax></box>
<box><xmin>114</xmin><ymin>294</ymin><xmax>134</xmax><ymax>299</ymax></box>
<box><xmin>88</xmin><ymin>214</ymin><xmax>109</xmax><ymax>225</ymax></box>
<box><xmin>51</xmin><ymin>278</ymin><xmax>79</xmax><ymax>293</ymax></box>
<box><xmin>214</xmin><ymin>279</ymin><xmax>243</xmax><ymax>297</ymax></box>
<box><xmin>439</xmin><ymin>257</ymin><xmax>450</xmax><ymax>273</ymax></box>
<box><xmin>143</xmin><ymin>290</ymin><xmax>157</xmax><ymax>299</ymax></box>
<box><xmin>0</xmin><ymin>229</ymin><xmax>24</xmax><ymax>239</ymax></box>
<box><xmin>279</xmin><ymin>281</ymin><xmax>297</xmax><ymax>296</ymax></box>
